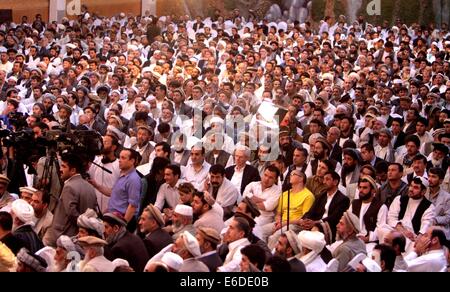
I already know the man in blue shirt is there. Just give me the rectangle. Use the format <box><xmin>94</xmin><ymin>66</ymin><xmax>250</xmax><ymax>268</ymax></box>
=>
<box><xmin>108</xmin><ymin>149</ymin><xmax>142</xmax><ymax>232</ymax></box>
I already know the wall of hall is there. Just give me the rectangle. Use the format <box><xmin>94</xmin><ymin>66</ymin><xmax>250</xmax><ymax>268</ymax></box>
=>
<box><xmin>1</xmin><ymin>0</ymin><xmax>49</xmax><ymax>23</ymax></box>
<box><xmin>1</xmin><ymin>0</ymin><xmax>141</xmax><ymax>23</ymax></box>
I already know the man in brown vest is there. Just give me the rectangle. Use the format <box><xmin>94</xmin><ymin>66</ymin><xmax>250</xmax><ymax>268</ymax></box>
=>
<box><xmin>348</xmin><ymin>176</ymin><xmax>388</xmax><ymax>246</ymax></box>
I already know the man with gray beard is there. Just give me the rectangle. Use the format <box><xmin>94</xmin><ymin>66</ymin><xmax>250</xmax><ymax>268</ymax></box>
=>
<box><xmin>164</xmin><ymin>204</ymin><xmax>196</xmax><ymax>240</ymax></box>
<box><xmin>103</xmin><ymin>212</ymin><xmax>149</xmax><ymax>272</ymax></box>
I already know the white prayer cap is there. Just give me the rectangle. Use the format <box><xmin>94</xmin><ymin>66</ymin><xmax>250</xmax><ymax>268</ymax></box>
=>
<box><xmin>376</xmin><ymin>116</ymin><xmax>387</xmax><ymax>126</ymax></box>
<box><xmin>161</xmin><ymin>252</ymin><xmax>183</xmax><ymax>271</ymax></box>
<box><xmin>104</xmin><ymin>37</ymin><xmax>111</xmax><ymax>42</ymax></box>
<box><xmin>146</xmin><ymin>95</ymin><xmax>156</xmax><ymax>102</ymax></box>
<box><xmin>112</xmin><ymin>258</ymin><xmax>130</xmax><ymax>268</ymax></box>
<box><xmin>210</xmin><ymin>116</ymin><xmax>224</xmax><ymax>125</ymax></box>
<box><xmin>393</xmin><ymin>79</ymin><xmax>403</xmax><ymax>85</ymax></box>
<box><xmin>66</xmin><ymin>43</ymin><xmax>77</xmax><ymax>49</ymax></box>
<box><xmin>7</xmin><ymin>76</ymin><xmax>17</xmax><ymax>83</ymax></box>
<box><xmin>321</xmin><ymin>73</ymin><xmax>334</xmax><ymax>81</ymax></box>
<box><xmin>142</xmin><ymin>67</ymin><xmax>152</xmax><ymax>74</ymax></box>
<box><xmin>297</xmin><ymin>231</ymin><xmax>326</xmax><ymax>254</ymax></box>
<box><xmin>128</xmin><ymin>86</ymin><xmax>139</xmax><ymax>94</ymax></box>
<box><xmin>111</xmin><ymin>89</ymin><xmax>122</xmax><ymax>96</ymax></box>
<box><xmin>11</xmin><ymin>199</ymin><xmax>35</xmax><ymax>225</ymax></box>
<box><xmin>174</xmin><ymin>204</ymin><xmax>193</xmax><ymax>217</ymax></box>
<box><xmin>390</xmin><ymin>113</ymin><xmax>403</xmax><ymax>120</ymax></box>
<box><xmin>120</xmin><ymin>12</ymin><xmax>126</xmax><ymax>18</ymax></box>
<box><xmin>140</xmin><ymin>101</ymin><xmax>150</xmax><ymax>110</ymax></box>
<box><xmin>19</xmin><ymin>186</ymin><xmax>38</xmax><ymax>195</ymax></box>
<box><xmin>128</xmin><ymin>44</ymin><xmax>138</xmax><ymax>51</ymax></box>
<box><xmin>181</xmin><ymin>231</ymin><xmax>201</xmax><ymax>257</ymax></box>
<box><xmin>0</xmin><ymin>47</ymin><xmax>7</xmax><ymax>54</ymax></box>
<box><xmin>362</xmin><ymin>258</ymin><xmax>381</xmax><ymax>272</ymax></box>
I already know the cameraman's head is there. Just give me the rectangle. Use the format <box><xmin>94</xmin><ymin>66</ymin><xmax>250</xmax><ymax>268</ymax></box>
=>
<box><xmin>60</xmin><ymin>153</ymin><xmax>84</xmax><ymax>181</ymax></box>
<box><xmin>6</xmin><ymin>98</ymin><xmax>19</xmax><ymax>115</ymax></box>
<box><xmin>103</xmin><ymin>134</ymin><xmax>119</xmax><ymax>156</ymax></box>
<box><xmin>32</xmin><ymin>122</ymin><xmax>49</xmax><ymax>139</ymax></box>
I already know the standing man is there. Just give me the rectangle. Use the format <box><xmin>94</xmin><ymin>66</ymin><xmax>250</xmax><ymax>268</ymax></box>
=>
<box><xmin>108</xmin><ymin>149</ymin><xmax>142</xmax><ymax>232</ymax></box>
<box><xmin>30</xmin><ymin>190</ymin><xmax>53</xmax><ymax>246</ymax></box>
<box><xmin>88</xmin><ymin>134</ymin><xmax>121</xmax><ymax>214</ymax></box>
<box><xmin>48</xmin><ymin>153</ymin><xmax>97</xmax><ymax>246</ymax></box>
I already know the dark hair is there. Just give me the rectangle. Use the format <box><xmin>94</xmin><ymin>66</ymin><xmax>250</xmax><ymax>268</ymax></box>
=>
<box><xmin>375</xmin><ymin>160</ymin><xmax>389</xmax><ymax>174</ymax></box>
<box><xmin>431</xmin><ymin>228</ymin><xmax>447</xmax><ymax>246</ymax></box>
<box><xmin>121</xmin><ymin>149</ymin><xmax>140</xmax><ymax>165</ymax></box>
<box><xmin>209</xmin><ymin>164</ymin><xmax>225</xmax><ymax>176</ymax></box>
<box><xmin>150</xmin><ymin>157</ymin><xmax>170</xmax><ymax>176</ymax></box>
<box><xmin>361</xmin><ymin>143</ymin><xmax>375</xmax><ymax>153</ymax></box>
<box><xmin>233</xmin><ymin>217</ymin><xmax>251</xmax><ymax>238</ymax></box>
<box><xmin>37</xmin><ymin>190</ymin><xmax>51</xmax><ymax>205</ymax></box>
<box><xmin>404</xmin><ymin>135</ymin><xmax>421</xmax><ymax>148</ymax></box>
<box><xmin>265</xmin><ymin>255</ymin><xmax>291</xmax><ymax>272</ymax></box>
<box><xmin>294</xmin><ymin>147</ymin><xmax>308</xmax><ymax>157</ymax></box>
<box><xmin>155</xmin><ymin>142</ymin><xmax>171</xmax><ymax>156</ymax></box>
<box><xmin>374</xmin><ymin>244</ymin><xmax>396</xmax><ymax>272</ymax></box>
<box><xmin>391</xmin><ymin>232</ymin><xmax>406</xmax><ymax>253</ymax></box>
<box><xmin>157</xmin><ymin>122</ymin><xmax>171</xmax><ymax>134</ymax></box>
<box><xmin>0</xmin><ymin>211</ymin><xmax>13</xmax><ymax>231</ymax></box>
<box><xmin>61</xmin><ymin>153</ymin><xmax>84</xmax><ymax>174</ymax></box>
<box><xmin>324</xmin><ymin>171</ymin><xmax>340</xmax><ymax>184</ymax></box>
<box><xmin>416</xmin><ymin>116</ymin><xmax>429</xmax><ymax>127</ymax></box>
<box><xmin>265</xmin><ymin>165</ymin><xmax>280</xmax><ymax>179</ymax></box>
<box><xmin>389</xmin><ymin>162</ymin><xmax>404</xmax><ymax>173</ymax></box>
<box><xmin>428</xmin><ymin>167</ymin><xmax>445</xmax><ymax>180</ymax></box>
<box><xmin>412</xmin><ymin>154</ymin><xmax>427</xmax><ymax>164</ymax></box>
<box><xmin>165</xmin><ymin>164</ymin><xmax>181</xmax><ymax>177</ymax></box>
<box><xmin>240</xmin><ymin>244</ymin><xmax>266</xmax><ymax>270</ymax></box>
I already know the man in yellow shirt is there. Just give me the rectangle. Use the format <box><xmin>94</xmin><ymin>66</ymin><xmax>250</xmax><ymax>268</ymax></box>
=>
<box><xmin>261</xmin><ymin>169</ymin><xmax>315</xmax><ymax>248</ymax></box>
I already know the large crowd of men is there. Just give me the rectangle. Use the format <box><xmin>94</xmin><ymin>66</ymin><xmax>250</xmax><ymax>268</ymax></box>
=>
<box><xmin>0</xmin><ymin>5</ymin><xmax>450</xmax><ymax>272</ymax></box>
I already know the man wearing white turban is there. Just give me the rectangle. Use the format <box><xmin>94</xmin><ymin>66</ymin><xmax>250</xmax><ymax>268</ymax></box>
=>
<box><xmin>11</xmin><ymin>199</ymin><xmax>43</xmax><ymax>253</ymax></box>
<box><xmin>298</xmin><ymin>231</ymin><xmax>327</xmax><ymax>272</ymax></box>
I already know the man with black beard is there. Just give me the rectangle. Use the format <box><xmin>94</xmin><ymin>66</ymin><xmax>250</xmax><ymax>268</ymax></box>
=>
<box><xmin>341</xmin><ymin>148</ymin><xmax>361</xmax><ymax>200</ymax></box>
<box><xmin>348</xmin><ymin>176</ymin><xmax>388</xmax><ymax>245</ymax></box>
<box><xmin>206</xmin><ymin>165</ymin><xmax>240</xmax><ymax>220</ymax></box>
<box><xmin>305</xmin><ymin>137</ymin><xmax>333</xmax><ymax>177</ymax></box>
<box><xmin>278</xmin><ymin>127</ymin><xmax>301</xmax><ymax>166</ymax></box>
<box><xmin>426</xmin><ymin>143</ymin><xmax>449</xmax><ymax>170</ymax></box>
<box><xmin>88</xmin><ymin>134</ymin><xmax>121</xmax><ymax>214</ymax></box>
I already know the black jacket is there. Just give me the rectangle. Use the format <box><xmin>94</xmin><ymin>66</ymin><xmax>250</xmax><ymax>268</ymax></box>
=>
<box><xmin>225</xmin><ymin>164</ymin><xmax>261</xmax><ymax>195</ymax></box>
<box><xmin>303</xmin><ymin>191</ymin><xmax>350</xmax><ymax>241</ymax></box>
<box><xmin>105</xmin><ymin>231</ymin><xmax>149</xmax><ymax>272</ymax></box>
<box><xmin>143</xmin><ymin>228</ymin><xmax>173</xmax><ymax>258</ymax></box>
<box><xmin>198</xmin><ymin>252</ymin><xmax>223</xmax><ymax>272</ymax></box>
<box><xmin>13</xmin><ymin>225</ymin><xmax>43</xmax><ymax>254</ymax></box>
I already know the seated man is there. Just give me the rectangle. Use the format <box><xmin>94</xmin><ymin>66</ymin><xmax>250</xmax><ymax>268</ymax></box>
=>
<box><xmin>405</xmin><ymin>227</ymin><xmax>448</xmax><ymax>272</ymax></box>
<box><xmin>242</xmin><ymin>166</ymin><xmax>281</xmax><ymax>239</ymax></box>
<box><xmin>332</xmin><ymin>211</ymin><xmax>367</xmax><ymax>272</ymax></box>
<box><xmin>297</xmin><ymin>231</ymin><xmax>328</xmax><ymax>272</ymax></box>
<box><xmin>264</xmin><ymin>169</ymin><xmax>315</xmax><ymax>246</ymax></box>
<box><xmin>384</xmin><ymin>177</ymin><xmax>434</xmax><ymax>252</ymax></box>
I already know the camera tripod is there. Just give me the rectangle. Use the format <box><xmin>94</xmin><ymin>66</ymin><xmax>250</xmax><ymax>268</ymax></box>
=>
<box><xmin>38</xmin><ymin>146</ymin><xmax>63</xmax><ymax>211</ymax></box>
